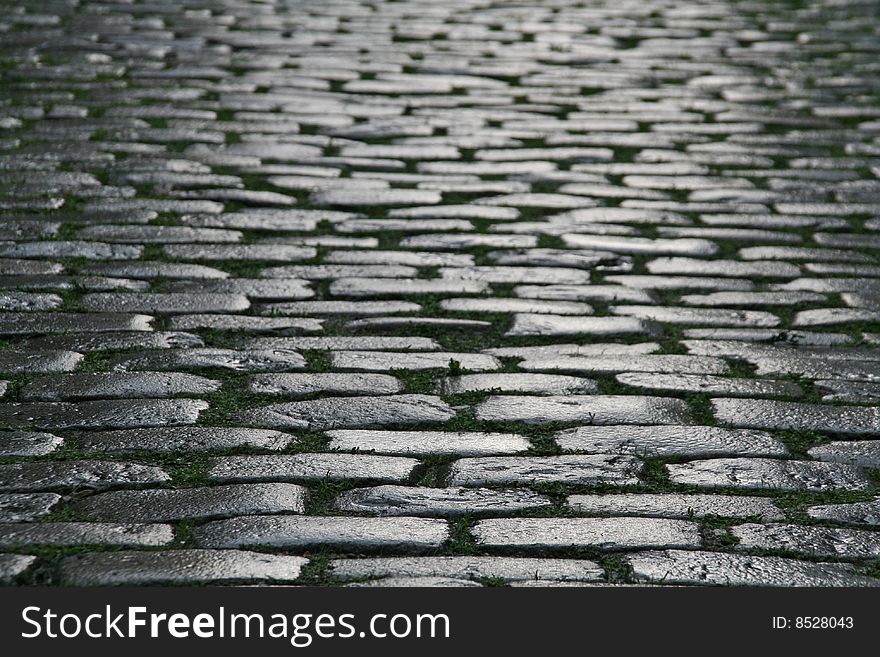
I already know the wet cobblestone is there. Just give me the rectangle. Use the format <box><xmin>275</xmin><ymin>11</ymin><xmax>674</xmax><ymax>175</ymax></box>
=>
<box><xmin>1</xmin><ymin>0</ymin><xmax>880</xmax><ymax>587</ymax></box>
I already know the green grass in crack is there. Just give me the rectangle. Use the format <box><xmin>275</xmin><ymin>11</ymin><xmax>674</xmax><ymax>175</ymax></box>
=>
<box><xmin>392</xmin><ymin>368</ymin><xmax>440</xmax><ymax>394</ymax></box>
<box><xmin>602</xmin><ymin>554</ymin><xmax>635</xmax><ymax>583</ymax></box>
<box><xmin>173</xmin><ymin>520</ymin><xmax>196</xmax><ymax>548</ymax></box>
<box><xmin>295</xmin><ymin>552</ymin><xmax>334</xmax><ymax>585</ymax></box>
<box><xmin>638</xmin><ymin>458</ymin><xmax>674</xmax><ymax>491</ymax></box>
<box><xmin>306</xmin><ymin>479</ymin><xmax>363</xmax><ymax>516</ymax></box>
<box><xmin>774</xmin><ymin>428</ymin><xmax>828</xmax><ymax>459</ymax></box>
<box><xmin>774</xmin><ymin>487</ymin><xmax>880</xmax><ymax>522</ymax></box>
<box><xmin>196</xmin><ymin>373</ymin><xmax>277</xmax><ymax>426</ymax></box>
<box><xmin>305</xmin><ymin>349</ymin><xmax>331</xmax><ymax>373</ymax></box>
<box><xmin>699</xmin><ymin>516</ymin><xmax>739</xmax><ymax>550</ymax></box>
<box><xmin>439</xmin><ymin>517</ymin><xmax>481</xmax><ymax>556</ymax></box>
<box><xmin>684</xmin><ymin>393</ymin><xmax>717</xmax><ymax>426</ymax></box>
<box><xmin>414</xmin><ymin>455</ymin><xmax>458</xmax><ymax>487</ymax></box>
<box><xmin>169</xmin><ymin>457</ymin><xmax>211</xmax><ymax>488</ymax></box>
<box><xmin>73</xmin><ymin>348</ymin><xmax>142</xmax><ymax>372</ymax></box>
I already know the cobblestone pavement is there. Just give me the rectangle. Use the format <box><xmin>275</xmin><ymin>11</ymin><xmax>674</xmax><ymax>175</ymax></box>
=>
<box><xmin>1</xmin><ymin>0</ymin><xmax>880</xmax><ymax>587</ymax></box>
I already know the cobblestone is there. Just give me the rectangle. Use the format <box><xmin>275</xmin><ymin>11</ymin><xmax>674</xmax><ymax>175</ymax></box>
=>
<box><xmin>107</xmin><ymin>348</ymin><xmax>307</xmax><ymax>372</ymax></box>
<box><xmin>330</xmin><ymin>556</ymin><xmax>604</xmax><ymax>584</ymax></box>
<box><xmin>505</xmin><ymin>314</ymin><xmax>650</xmax><ymax>337</ymax></box>
<box><xmin>0</xmin><ymin>351</ymin><xmax>83</xmax><ymax>373</ymax></box>
<box><xmin>449</xmin><ymin>455</ymin><xmax>641</xmax><ymax>487</ymax></box>
<box><xmin>0</xmin><ymin>399</ymin><xmax>208</xmax><ymax>429</ymax></box>
<box><xmin>0</xmin><ymin>523</ymin><xmax>173</xmax><ymax>549</ymax></box>
<box><xmin>0</xmin><ymin>460</ymin><xmax>170</xmax><ymax>493</ymax></box>
<box><xmin>330</xmin><ymin>351</ymin><xmax>500</xmax><ymax>372</ymax></box>
<box><xmin>192</xmin><ymin>516</ymin><xmax>448</xmax><ymax>552</ymax></box>
<box><xmin>667</xmin><ymin>458</ymin><xmax>873</xmax><ymax>492</ymax></box>
<box><xmin>73</xmin><ymin>483</ymin><xmax>308</xmax><ymax>523</ymax></box>
<box><xmin>807</xmin><ymin>499</ymin><xmax>880</xmax><ymax>527</ymax></box>
<box><xmin>732</xmin><ymin>523</ymin><xmax>880</xmax><ymax>560</ymax></box>
<box><xmin>241</xmin><ymin>394</ymin><xmax>455</xmax><ymax>430</ymax></box>
<box><xmin>336</xmin><ymin>485</ymin><xmax>551</xmax><ymax>517</ymax></box>
<box><xmin>2</xmin><ymin>0</ymin><xmax>880</xmax><ymax>588</ymax></box>
<box><xmin>630</xmin><ymin>550</ymin><xmax>879</xmax><ymax>587</ymax></box>
<box><xmin>472</xmin><ymin>518</ymin><xmax>701</xmax><ymax>551</ymax></box>
<box><xmin>73</xmin><ymin>427</ymin><xmax>293</xmax><ymax>454</ymax></box>
<box><xmin>568</xmin><ymin>494</ymin><xmax>783</xmax><ymax>521</ymax></box>
<box><xmin>713</xmin><ymin>398</ymin><xmax>880</xmax><ymax>435</ymax></box>
<box><xmin>438</xmin><ymin>373</ymin><xmax>597</xmax><ymax>396</ymax></box>
<box><xmin>0</xmin><ymin>554</ymin><xmax>37</xmax><ymax>585</ymax></box>
<box><xmin>808</xmin><ymin>442</ymin><xmax>880</xmax><ymax>469</ymax></box>
<box><xmin>0</xmin><ymin>493</ymin><xmax>60</xmax><ymax>522</ymax></box>
<box><xmin>556</xmin><ymin>425</ymin><xmax>786</xmax><ymax>458</ymax></box>
<box><xmin>207</xmin><ymin>454</ymin><xmax>419</xmax><ymax>484</ymax></box>
<box><xmin>476</xmin><ymin>395</ymin><xmax>690</xmax><ymax>425</ymax></box>
<box><xmin>247</xmin><ymin>373</ymin><xmax>401</xmax><ymax>397</ymax></box>
<box><xmin>615</xmin><ymin>373</ymin><xmax>802</xmax><ymax>398</ymax></box>
<box><xmin>0</xmin><ymin>431</ymin><xmax>63</xmax><ymax>457</ymax></box>
<box><xmin>59</xmin><ymin>550</ymin><xmax>307</xmax><ymax>586</ymax></box>
<box><xmin>21</xmin><ymin>373</ymin><xmax>220</xmax><ymax>401</ymax></box>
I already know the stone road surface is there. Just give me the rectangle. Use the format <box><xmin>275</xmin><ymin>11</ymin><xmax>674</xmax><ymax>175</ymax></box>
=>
<box><xmin>1</xmin><ymin>0</ymin><xmax>880</xmax><ymax>587</ymax></box>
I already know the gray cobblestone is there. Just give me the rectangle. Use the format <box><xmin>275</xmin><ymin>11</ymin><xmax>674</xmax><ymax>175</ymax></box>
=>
<box><xmin>108</xmin><ymin>348</ymin><xmax>306</xmax><ymax>372</ymax></box>
<box><xmin>0</xmin><ymin>399</ymin><xmax>208</xmax><ymax>429</ymax></box>
<box><xmin>733</xmin><ymin>523</ymin><xmax>880</xmax><ymax>560</ymax></box>
<box><xmin>247</xmin><ymin>373</ymin><xmax>401</xmax><ymax>397</ymax></box>
<box><xmin>336</xmin><ymin>485</ymin><xmax>551</xmax><ymax>516</ymax></box>
<box><xmin>449</xmin><ymin>455</ymin><xmax>641</xmax><ymax>487</ymax></box>
<box><xmin>241</xmin><ymin>394</ymin><xmax>455</xmax><ymax>429</ymax></box>
<box><xmin>192</xmin><ymin>516</ymin><xmax>448</xmax><ymax>552</ymax></box>
<box><xmin>505</xmin><ymin>314</ymin><xmax>650</xmax><ymax>337</ymax></box>
<box><xmin>0</xmin><ymin>350</ymin><xmax>83</xmax><ymax>373</ymax></box>
<box><xmin>476</xmin><ymin>395</ymin><xmax>690</xmax><ymax>425</ymax></box>
<box><xmin>333</xmin><ymin>347</ymin><xmax>497</xmax><ymax>370</ymax></box>
<box><xmin>0</xmin><ymin>522</ymin><xmax>173</xmax><ymax>549</ymax></box>
<box><xmin>0</xmin><ymin>493</ymin><xmax>60</xmax><ymax>522</ymax></box>
<box><xmin>326</xmin><ymin>430</ymin><xmax>529</xmax><ymax>456</ymax></box>
<box><xmin>330</xmin><ymin>556</ymin><xmax>604</xmax><ymax>583</ymax></box>
<box><xmin>73</xmin><ymin>427</ymin><xmax>293</xmax><ymax>454</ymax></box>
<box><xmin>207</xmin><ymin>454</ymin><xmax>418</xmax><ymax>484</ymax></box>
<box><xmin>0</xmin><ymin>431</ymin><xmax>63</xmax><ymax>457</ymax></box>
<box><xmin>667</xmin><ymin>458</ymin><xmax>872</xmax><ymax>492</ymax></box>
<box><xmin>0</xmin><ymin>460</ymin><xmax>170</xmax><ymax>493</ymax></box>
<box><xmin>59</xmin><ymin>550</ymin><xmax>307</xmax><ymax>586</ymax></box>
<box><xmin>807</xmin><ymin>499</ymin><xmax>880</xmax><ymax>526</ymax></box>
<box><xmin>0</xmin><ymin>554</ymin><xmax>37</xmax><ymax>585</ymax></box>
<box><xmin>567</xmin><ymin>493</ymin><xmax>783</xmax><ymax>521</ymax></box>
<box><xmin>21</xmin><ymin>373</ymin><xmax>220</xmax><ymax>401</ymax></box>
<box><xmin>73</xmin><ymin>483</ymin><xmax>308</xmax><ymax>523</ymax></box>
<box><xmin>3</xmin><ymin>0</ymin><xmax>880</xmax><ymax>588</ymax></box>
<box><xmin>630</xmin><ymin>550</ymin><xmax>879</xmax><ymax>587</ymax></box>
<box><xmin>615</xmin><ymin>373</ymin><xmax>803</xmax><ymax>398</ymax></box>
<box><xmin>713</xmin><ymin>398</ymin><xmax>880</xmax><ymax>434</ymax></box>
<box><xmin>473</xmin><ymin>518</ymin><xmax>701</xmax><ymax>551</ymax></box>
<box><xmin>556</xmin><ymin>425</ymin><xmax>786</xmax><ymax>458</ymax></box>
<box><xmin>808</xmin><ymin>442</ymin><xmax>880</xmax><ymax>469</ymax></box>
<box><xmin>438</xmin><ymin>373</ymin><xmax>597</xmax><ymax>396</ymax></box>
